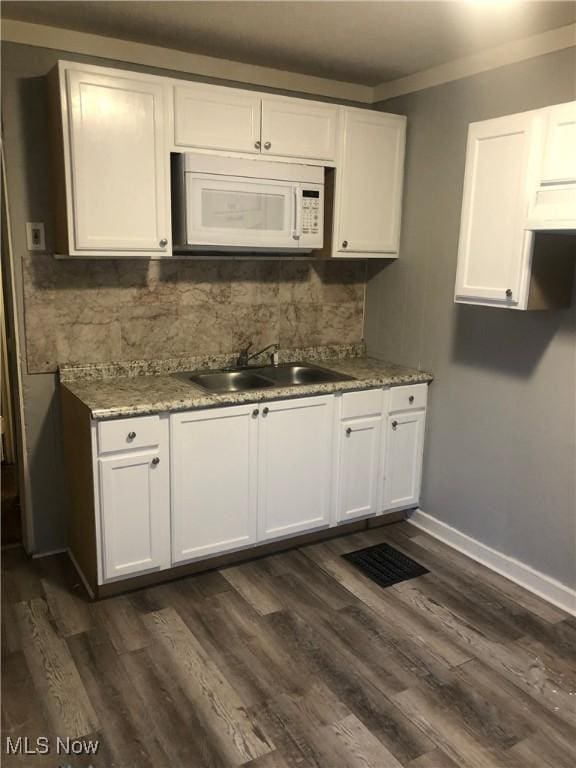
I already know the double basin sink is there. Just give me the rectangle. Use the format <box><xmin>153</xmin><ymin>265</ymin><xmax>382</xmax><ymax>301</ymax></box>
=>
<box><xmin>174</xmin><ymin>362</ymin><xmax>355</xmax><ymax>394</ymax></box>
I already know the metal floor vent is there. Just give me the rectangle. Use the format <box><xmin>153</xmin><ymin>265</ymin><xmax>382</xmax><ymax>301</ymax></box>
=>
<box><xmin>343</xmin><ymin>541</ymin><xmax>429</xmax><ymax>588</ymax></box>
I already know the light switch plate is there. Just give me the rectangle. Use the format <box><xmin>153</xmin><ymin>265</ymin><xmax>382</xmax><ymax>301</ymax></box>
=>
<box><xmin>26</xmin><ymin>222</ymin><xmax>46</xmax><ymax>251</ymax></box>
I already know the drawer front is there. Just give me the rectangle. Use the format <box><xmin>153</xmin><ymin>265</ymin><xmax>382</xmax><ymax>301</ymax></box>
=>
<box><xmin>98</xmin><ymin>415</ymin><xmax>161</xmax><ymax>454</ymax></box>
<box><xmin>341</xmin><ymin>388</ymin><xmax>383</xmax><ymax>419</ymax></box>
<box><xmin>389</xmin><ymin>383</ymin><xmax>428</xmax><ymax>413</ymax></box>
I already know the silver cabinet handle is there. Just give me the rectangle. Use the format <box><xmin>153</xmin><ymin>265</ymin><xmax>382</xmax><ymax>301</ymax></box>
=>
<box><xmin>392</xmin><ymin>420</ymin><xmax>398</xmax><ymax>429</ymax></box>
<box><xmin>346</xmin><ymin>427</ymin><xmax>352</xmax><ymax>436</ymax></box>
<box><xmin>264</xmin><ymin>141</ymin><xmax>272</xmax><ymax>150</ymax></box>
<box><xmin>159</xmin><ymin>238</ymin><xmax>168</xmax><ymax>248</ymax></box>
<box><xmin>262</xmin><ymin>406</ymin><xmax>269</xmax><ymax>416</ymax></box>
<box><xmin>506</xmin><ymin>288</ymin><xmax>513</xmax><ymax>298</ymax></box>
<box><xmin>409</xmin><ymin>395</ymin><xmax>414</xmax><ymax>404</ymax></box>
<box><xmin>254</xmin><ymin>140</ymin><xmax>261</xmax><ymax>149</ymax></box>
<box><xmin>151</xmin><ymin>457</ymin><xmax>160</xmax><ymax>465</ymax></box>
<box><xmin>252</xmin><ymin>408</ymin><xmax>259</xmax><ymax>417</ymax></box>
<box><xmin>342</xmin><ymin>240</ymin><xmax>348</xmax><ymax>248</ymax></box>
<box><xmin>127</xmin><ymin>431</ymin><xmax>136</xmax><ymax>440</ymax></box>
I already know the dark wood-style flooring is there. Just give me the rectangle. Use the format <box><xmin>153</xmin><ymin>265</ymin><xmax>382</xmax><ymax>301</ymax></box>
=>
<box><xmin>2</xmin><ymin>521</ymin><xmax>576</xmax><ymax>767</ymax></box>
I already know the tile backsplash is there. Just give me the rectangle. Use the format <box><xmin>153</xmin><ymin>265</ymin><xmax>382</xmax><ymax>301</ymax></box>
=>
<box><xmin>24</xmin><ymin>256</ymin><xmax>366</xmax><ymax>373</ymax></box>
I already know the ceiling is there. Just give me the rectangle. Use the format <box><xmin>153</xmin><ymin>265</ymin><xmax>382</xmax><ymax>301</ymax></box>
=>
<box><xmin>2</xmin><ymin>1</ymin><xmax>575</xmax><ymax>86</ymax></box>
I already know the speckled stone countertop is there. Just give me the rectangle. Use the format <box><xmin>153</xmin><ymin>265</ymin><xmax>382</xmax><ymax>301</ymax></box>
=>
<box><xmin>61</xmin><ymin>355</ymin><xmax>433</xmax><ymax>421</ymax></box>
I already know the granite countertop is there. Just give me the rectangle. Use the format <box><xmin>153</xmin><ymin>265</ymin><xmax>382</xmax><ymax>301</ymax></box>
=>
<box><xmin>61</xmin><ymin>357</ymin><xmax>433</xmax><ymax>421</ymax></box>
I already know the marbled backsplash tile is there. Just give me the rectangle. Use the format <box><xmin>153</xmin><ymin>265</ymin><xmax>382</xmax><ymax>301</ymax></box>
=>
<box><xmin>23</xmin><ymin>256</ymin><xmax>366</xmax><ymax>373</ymax></box>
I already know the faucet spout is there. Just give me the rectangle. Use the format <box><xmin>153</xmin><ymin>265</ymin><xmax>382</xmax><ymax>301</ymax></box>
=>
<box><xmin>236</xmin><ymin>342</ymin><xmax>279</xmax><ymax>368</ymax></box>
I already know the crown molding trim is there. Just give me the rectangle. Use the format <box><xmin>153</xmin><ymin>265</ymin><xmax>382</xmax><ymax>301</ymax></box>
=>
<box><xmin>373</xmin><ymin>23</ymin><xmax>576</xmax><ymax>103</ymax></box>
<box><xmin>0</xmin><ymin>18</ymin><xmax>373</xmax><ymax>103</ymax></box>
<box><xmin>2</xmin><ymin>18</ymin><xmax>574</xmax><ymax>107</ymax></box>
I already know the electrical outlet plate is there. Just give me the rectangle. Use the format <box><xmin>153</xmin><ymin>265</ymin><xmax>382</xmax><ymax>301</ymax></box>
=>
<box><xmin>26</xmin><ymin>222</ymin><xmax>46</xmax><ymax>251</ymax></box>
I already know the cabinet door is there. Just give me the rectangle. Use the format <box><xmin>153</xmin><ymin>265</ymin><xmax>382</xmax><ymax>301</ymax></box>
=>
<box><xmin>98</xmin><ymin>449</ymin><xmax>169</xmax><ymax>580</ymax></box>
<box><xmin>65</xmin><ymin>68</ymin><xmax>169</xmax><ymax>252</ymax></box>
<box><xmin>261</xmin><ymin>97</ymin><xmax>337</xmax><ymax>160</ymax></box>
<box><xmin>335</xmin><ymin>110</ymin><xmax>405</xmax><ymax>256</ymax></box>
<box><xmin>337</xmin><ymin>416</ymin><xmax>382</xmax><ymax>522</ymax></box>
<box><xmin>528</xmin><ymin>101</ymin><xmax>576</xmax><ymax>230</ymax></box>
<box><xmin>454</xmin><ymin>112</ymin><xmax>541</xmax><ymax>307</ymax></box>
<box><xmin>171</xmin><ymin>405</ymin><xmax>258</xmax><ymax>564</ymax></box>
<box><xmin>258</xmin><ymin>396</ymin><xmax>334</xmax><ymax>541</ymax></box>
<box><xmin>383</xmin><ymin>412</ymin><xmax>426</xmax><ymax>511</ymax></box>
<box><xmin>174</xmin><ymin>83</ymin><xmax>261</xmax><ymax>153</ymax></box>
<box><xmin>540</xmin><ymin>101</ymin><xmax>576</xmax><ymax>184</ymax></box>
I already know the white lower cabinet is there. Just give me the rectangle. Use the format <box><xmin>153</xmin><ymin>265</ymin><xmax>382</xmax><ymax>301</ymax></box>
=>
<box><xmin>383</xmin><ymin>410</ymin><xmax>426</xmax><ymax>511</ymax></box>
<box><xmin>258</xmin><ymin>396</ymin><xmax>334</xmax><ymax>541</ymax></box>
<box><xmin>91</xmin><ymin>385</ymin><xmax>428</xmax><ymax>586</ymax></box>
<box><xmin>97</xmin><ymin>426</ymin><xmax>170</xmax><ymax>581</ymax></box>
<box><xmin>171</xmin><ymin>404</ymin><xmax>258</xmax><ymax>563</ymax></box>
<box><xmin>336</xmin><ymin>389</ymin><xmax>385</xmax><ymax>522</ymax></box>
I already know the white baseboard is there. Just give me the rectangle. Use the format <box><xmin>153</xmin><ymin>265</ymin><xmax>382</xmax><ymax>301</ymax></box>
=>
<box><xmin>409</xmin><ymin>509</ymin><xmax>576</xmax><ymax>618</ymax></box>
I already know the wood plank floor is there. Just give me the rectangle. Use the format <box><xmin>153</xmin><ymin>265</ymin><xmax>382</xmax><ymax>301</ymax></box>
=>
<box><xmin>2</xmin><ymin>521</ymin><xmax>575</xmax><ymax>767</ymax></box>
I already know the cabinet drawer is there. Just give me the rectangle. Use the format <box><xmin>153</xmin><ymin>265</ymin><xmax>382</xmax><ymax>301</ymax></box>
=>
<box><xmin>341</xmin><ymin>388</ymin><xmax>383</xmax><ymax>419</ymax></box>
<box><xmin>389</xmin><ymin>384</ymin><xmax>428</xmax><ymax>413</ymax></box>
<box><xmin>98</xmin><ymin>415</ymin><xmax>161</xmax><ymax>454</ymax></box>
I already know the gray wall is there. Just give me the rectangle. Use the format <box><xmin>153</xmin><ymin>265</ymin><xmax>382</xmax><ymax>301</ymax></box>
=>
<box><xmin>1</xmin><ymin>41</ymin><xmax>366</xmax><ymax>554</ymax></box>
<box><xmin>366</xmin><ymin>47</ymin><xmax>576</xmax><ymax>588</ymax></box>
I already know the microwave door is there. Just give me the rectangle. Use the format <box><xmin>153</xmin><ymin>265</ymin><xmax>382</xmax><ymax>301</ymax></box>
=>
<box><xmin>186</xmin><ymin>174</ymin><xmax>297</xmax><ymax>249</ymax></box>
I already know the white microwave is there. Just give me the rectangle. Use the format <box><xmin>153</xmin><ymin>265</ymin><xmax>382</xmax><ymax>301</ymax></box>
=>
<box><xmin>172</xmin><ymin>153</ymin><xmax>324</xmax><ymax>253</ymax></box>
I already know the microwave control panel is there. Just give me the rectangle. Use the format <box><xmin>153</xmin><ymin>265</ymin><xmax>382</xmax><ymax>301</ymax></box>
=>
<box><xmin>300</xmin><ymin>186</ymin><xmax>324</xmax><ymax>247</ymax></box>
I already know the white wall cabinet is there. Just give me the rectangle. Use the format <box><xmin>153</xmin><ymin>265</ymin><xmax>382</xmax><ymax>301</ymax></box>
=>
<box><xmin>455</xmin><ymin>112</ymin><xmax>540</xmax><ymax>309</ymax></box>
<box><xmin>173</xmin><ymin>84</ymin><xmax>337</xmax><ymax>161</ymax></box>
<box><xmin>383</xmin><ymin>384</ymin><xmax>428</xmax><ymax>512</ymax></box>
<box><xmin>258</xmin><ymin>396</ymin><xmax>334</xmax><ymax>540</ymax></box>
<box><xmin>53</xmin><ymin>63</ymin><xmax>171</xmax><ymax>257</ymax></box>
<box><xmin>528</xmin><ymin>100</ymin><xmax>576</xmax><ymax>231</ymax></box>
<box><xmin>455</xmin><ymin>102</ymin><xmax>575</xmax><ymax>310</ymax></box>
<box><xmin>332</xmin><ymin>109</ymin><xmax>406</xmax><ymax>259</ymax></box>
<box><xmin>171</xmin><ymin>404</ymin><xmax>258</xmax><ymax>563</ymax></box>
<box><xmin>96</xmin><ymin>417</ymin><xmax>170</xmax><ymax>582</ymax></box>
<box><xmin>260</xmin><ymin>97</ymin><xmax>337</xmax><ymax>160</ymax></box>
<box><xmin>174</xmin><ymin>83</ymin><xmax>261</xmax><ymax>154</ymax></box>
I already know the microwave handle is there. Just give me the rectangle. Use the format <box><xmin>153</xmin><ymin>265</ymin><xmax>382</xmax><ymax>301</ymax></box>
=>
<box><xmin>292</xmin><ymin>187</ymin><xmax>301</xmax><ymax>241</ymax></box>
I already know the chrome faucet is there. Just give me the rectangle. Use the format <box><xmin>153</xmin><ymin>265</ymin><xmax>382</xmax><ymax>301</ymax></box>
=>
<box><xmin>236</xmin><ymin>342</ymin><xmax>279</xmax><ymax>368</ymax></box>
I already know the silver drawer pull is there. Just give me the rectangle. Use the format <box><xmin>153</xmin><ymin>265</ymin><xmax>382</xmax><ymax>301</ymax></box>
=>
<box><xmin>127</xmin><ymin>431</ymin><xmax>136</xmax><ymax>440</ymax></box>
<box><xmin>409</xmin><ymin>395</ymin><xmax>414</xmax><ymax>404</ymax></box>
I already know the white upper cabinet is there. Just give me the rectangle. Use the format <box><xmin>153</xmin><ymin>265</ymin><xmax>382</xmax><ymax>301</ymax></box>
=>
<box><xmin>174</xmin><ymin>82</ymin><xmax>261</xmax><ymax>153</ymax></box>
<box><xmin>455</xmin><ymin>104</ymin><xmax>575</xmax><ymax>310</ymax></box>
<box><xmin>455</xmin><ymin>112</ymin><xmax>541</xmax><ymax>308</ymax></box>
<box><xmin>258</xmin><ymin>396</ymin><xmax>334</xmax><ymax>541</ymax></box>
<box><xmin>260</xmin><ymin>97</ymin><xmax>337</xmax><ymax>160</ymax></box>
<box><xmin>528</xmin><ymin>100</ymin><xmax>576</xmax><ymax>230</ymax></box>
<box><xmin>173</xmin><ymin>85</ymin><xmax>337</xmax><ymax>161</ymax></box>
<box><xmin>56</xmin><ymin>63</ymin><xmax>170</xmax><ymax>256</ymax></box>
<box><xmin>333</xmin><ymin>109</ymin><xmax>406</xmax><ymax>258</ymax></box>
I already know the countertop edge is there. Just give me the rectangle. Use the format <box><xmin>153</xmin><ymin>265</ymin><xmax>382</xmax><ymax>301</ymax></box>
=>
<box><xmin>70</xmin><ymin>369</ymin><xmax>434</xmax><ymax>422</ymax></box>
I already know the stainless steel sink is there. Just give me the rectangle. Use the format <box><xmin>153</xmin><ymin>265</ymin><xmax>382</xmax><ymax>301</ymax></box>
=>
<box><xmin>258</xmin><ymin>363</ymin><xmax>354</xmax><ymax>386</ymax></box>
<box><xmin>174</xmin><ymin>362</ymin><xmax>355</xmax><ymax>394</ymax></box>
<box><xmin>183</xmin><ymin>370</ymin><xmax>275</xmax><ymax>394</ymax></box>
